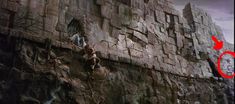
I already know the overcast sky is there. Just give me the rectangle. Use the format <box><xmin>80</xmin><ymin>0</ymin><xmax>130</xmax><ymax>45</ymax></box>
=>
<box><xmin>173</xmin><ymin>0</ymin><xmax>234</xmax><ymax>44</ymax></box>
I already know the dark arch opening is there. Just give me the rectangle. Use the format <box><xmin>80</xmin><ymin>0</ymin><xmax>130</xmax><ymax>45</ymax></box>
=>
<box><xmin>67</xmin><ymin>19</ymin><xmax>85</xmax><ymax>36</ymax></box>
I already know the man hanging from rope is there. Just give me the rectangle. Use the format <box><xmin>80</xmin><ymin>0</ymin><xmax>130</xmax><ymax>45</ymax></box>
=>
<box><xmin>83</xmin><ymin>44</ymin><xmax>101</xmax><ymax>78</ymax></box>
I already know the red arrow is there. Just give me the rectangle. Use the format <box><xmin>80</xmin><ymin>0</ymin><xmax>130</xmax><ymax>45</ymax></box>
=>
<box><xmin>212</xmin><ymin>36</ymin><xmax>223</xmax><ymax>50</ymax></box>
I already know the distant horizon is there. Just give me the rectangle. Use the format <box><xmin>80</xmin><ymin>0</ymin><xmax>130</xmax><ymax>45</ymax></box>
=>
<box><xmin>173</xmin><ymin>0</ymin><xmax>234</xmax><ymax>44</ymax></box>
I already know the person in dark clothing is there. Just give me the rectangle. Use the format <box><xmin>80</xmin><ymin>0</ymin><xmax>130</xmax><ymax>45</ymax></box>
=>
<box><xmin>207</xmin><ymin>58</ymin><xmax>222</xmax><ymax>78</ymax></box>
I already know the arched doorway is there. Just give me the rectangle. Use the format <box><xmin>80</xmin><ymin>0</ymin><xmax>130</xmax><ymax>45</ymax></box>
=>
<box><xmin>67</xmin><ymin>18</ymin><xmax>87</xmax><ymax>47</ymax></box>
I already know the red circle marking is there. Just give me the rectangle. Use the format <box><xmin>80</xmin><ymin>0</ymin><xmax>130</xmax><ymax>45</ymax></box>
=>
<box><xmin>217</xmin><ymin>51</ymin><xmax>235</xmax><ymax>79</ymax></box>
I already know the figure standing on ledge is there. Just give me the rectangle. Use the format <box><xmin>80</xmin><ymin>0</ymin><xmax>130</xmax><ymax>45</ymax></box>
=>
<box><xmin>207</xmin><ymin>57</ymin><xmax>223</xmax><ymax>80</ymax></box>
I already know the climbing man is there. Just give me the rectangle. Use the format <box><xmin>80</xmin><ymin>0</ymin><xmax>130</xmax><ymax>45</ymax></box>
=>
<box><xmin>83</xmin><ymin>44</ymin><xmax>101</xmax><ymax>75</ymax></box>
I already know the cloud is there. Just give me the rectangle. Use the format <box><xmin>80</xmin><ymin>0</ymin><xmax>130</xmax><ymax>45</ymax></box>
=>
<box><xmin>214</xmin><ymin>17</ymin><xmax>234</xmax><ymax>21</ymax></box>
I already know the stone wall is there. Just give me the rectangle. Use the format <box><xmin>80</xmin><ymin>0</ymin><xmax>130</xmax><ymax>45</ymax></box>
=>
<box><xmin>0</xmin><ymin>0</ymin><xmax>234</xmax><ymax>103</ymax></box>
<box><xmin>0</xmin><ymin>37</ymin><xmax>233</xmax><ymax>104</ymax></box>
<box><xmin>0</xmin><ymin>0</ymin><xmax>234</xmax><ymax>80</ymax></box>
<box><xmin>1</xmin><ymin>0</ymin><xmax>234</xmax><ymax>78</ymax></box>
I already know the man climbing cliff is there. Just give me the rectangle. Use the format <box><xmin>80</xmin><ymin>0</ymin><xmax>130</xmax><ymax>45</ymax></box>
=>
<box><xmin>83</xmin><ymin>44</ymin><xmax>101</xmax><ymax>75</ymax></box>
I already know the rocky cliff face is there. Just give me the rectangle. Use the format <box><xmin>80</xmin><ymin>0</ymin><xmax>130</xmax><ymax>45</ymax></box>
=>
<box><xmin>0</xmin><ymin>0</ymin><xmax>234</xmax><ymax>104</ymax></box>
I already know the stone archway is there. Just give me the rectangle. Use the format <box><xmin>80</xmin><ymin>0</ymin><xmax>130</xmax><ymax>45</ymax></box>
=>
<box><xmin>67</xmin><ymin>18</ymin><xmax>85</xmax><ymax>37</ymax></box>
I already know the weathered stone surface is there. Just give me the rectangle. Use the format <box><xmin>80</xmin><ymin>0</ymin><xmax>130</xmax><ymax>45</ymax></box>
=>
<box><xmin>1</xmin><ymin>0</ymin><xmax>20</xmax><ymax>12</ymax></box>
<box><xmin>154</xmin><ymin>10</ymin><xmax>164</xmax><ymax>23</ymax></box>
<box><xmin>110</xmin><ymin>14</ymin><xmax>122</xmax><ymax>29</ymax></box>
<box><xmin>163</xmin><ymin>43</ymin><xmax>176</xmax><ymax>54</ymax></box>
<box><xmin>0</xmin><ymin>1</ymin><xmax>234</xmax><ymax>104</ymax></box>
<box><xmin>118</xmin><ymin>4</ymin><xmax>132</xmax><ymax>26</ymax></box>
<box><xmin>176</xmin><ymin>33</ymin><xmax>184</xmax><ymax>49</ymax></box>
<box><xmin>102</xmin><ymin>18</ymin><xmax>110</xmax><ymax>31</ymax></box>
<box><xmin>111</xmin><ymin>27</ymin><xmax>120</xmax><ymax>39</ymax></box>
<box><xmin>96</xmin><ymin>0</ymin><xmax>105</xmax><ymax>5</ymax></box>
<box><xmin>129</xmin><ymin>15</ymin><xmax>147</xmax><ymax>34</ymax></box>
<box><xmin>101</xmin><ymin>3</ymin><xmax>112</xmax><ymax>19</ymax></box>
<box><xmin>147</xmin><ymin>32</ymin><xmax>157</xmax><ymax>45</ymax></box>
<box><xmin>165</xmin><ymin>14</ymin><xmax>171</xmax><ymax>23</ymax></box>
<box><xmin>129</xmin><ymin>48</ymin><xmax>143</xmax><ymax>58</ymax></box>
<box><xmin>166</xmin><ymin>37</ymin><xmax>176</xmax><ymax>45</ymax></box>
<box><xmin>129</xmin><ymin>31</ymin><xmax>148</xmax><ymax>46</ymax></box>
<box><xmin>163</xmin><ymin>57</ymin><xmax>175</xmax><ymax>65</ymax></box>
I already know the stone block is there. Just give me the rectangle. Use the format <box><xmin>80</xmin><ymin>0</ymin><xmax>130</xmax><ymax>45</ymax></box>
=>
<box><xmin>174</xmin><ymin>23</ymin><xmax>181</xmax><ymax>32</ymax></box>
<box><xmin>163</xmin><ymin>57</ymin><xmax>175</xmax><ymax>65</ymax></box>
<box><xmin>96</xmin><ymin>0</ymin><xmax>105</xmax><ymax>5</ymax></box>
<box><xmin>108</xmin><ymin>53</ymin><xmax>119</xmax><ymax>61</ymax></box>
<box><xmin>168</xmin><ymin>29</ymin><xmax>176</xmax><ymax>38</ymax></box>
<box><xmin>126</xmin><ymin>38</ymin><xmax>134</xmax><ymax>48</ymax></box>
<box><xmin>110</xmin><ymin>14</ymin><xmax>122</xmax><ymax>29</ymax></box>
<box><xmin>111</xmin><ymin>27</ymin><xmax>120</xmax><ymax>39</ymax></box>
<box><xmin>101</xmin><ymin>3</ymin><xmax>112</xmax><ymax>19</ymax></box>
<box><xmin>145</xmin><ymin>15</ymin><xmax>155</xmax><ymax>24</ymax></box>
<box><xmin>133</xmin><ymin>42</ymin><xmax>143</xmax><ymax>50</ymax></box>
<box><xmin>118</xmin><ymin>4</ymin><xmax>131</xmax><ymax>26</ymax></box>
<box><xmin>155</xmin><ymin>10</ymin><xmax>165</xmax><ymax>23</ymax></box>
<box><xmin>109</xmin><ymin>42</ymin><xmax>118</xmax><ymax>50</ymax></box>
<box><xmin>96</xmin><ymin>51</ymin><xmax>109</xmax><ymax>59</ymax></box>
<box><xmin>102</xmin><ymin>18</ymin><xmax>110</xmax><ymax>31</ymax></box>
<box><xmin>165</xmin><ymin>14</ymin><xmax>171</xmax><ymax>23</ymax></box>
<box><xmin>118</xmin><ymin>56</ymin><xmax>131</xmax><ymax>63</ymax></box>
<box><xmin>117</xmin><ymin>0</ymin><xmax>131</xmax><ymax>6</ymax></box>
<box><xmin>192</xmin><ymin>34</ymin><xmax>200</xmax><ymax>59</ymax></box>
<box><xmin>131</xmin><ymin>8</ymin><xmax>144</xmax><ymax>17</ymax></box>
<box><xmin>176</xmin><ymin>33</ymin><xmax>184</xmax><ymax>49</ymax></box>
<box><xmin>144</xmin><ymin>4</ymin><xmax>151</xmax><ymax>16</ymax></box>
<box><xmin>167</xmin><ymin>53</ymin><xmax>175</xmax><ymax>60</ymax></box>
<box><xmin>166</xmin><ymin>37</ymin><xmax>175</xmax><ymax>45</ymax></box>
<box><xmin>171</xmin><ymin>9</ymin><xmax>180</xmax><ymax>15</ymax></box>
<box><xmin>174</xmin><ymin>15</ymin><xmax>179</xmax><ymax>23</ymax></box>
<box><xmin>129</xmin><ymin>48</ymin><xmax>143</xmax><ymax>58</ymax></box>
<box><xmin>178</xmin><ymin>16</ymin><xmax>184</xmax><ymax>24</ymax></box>
<box><xmin>184</xmin><ymin>33</ymin><xmax>191</xmax><ymax>39</ymax></box>
<box><xmin>129</xmin><ymin>17</ymin><xmax>147</xmax><ymax>34</ymax></box>
<box><xmin>117</xmin><ymin>35</ymin><xmax>127</xmax><ymax>50</ymax></box>
<box><xmin>145</xmin><ymin>44</ymin><xmax>154</xmax><ymax>57</ymax></box>
<box><xmin>159</xmin><ymin>26</ymin><xmax>165</xmax><ymax>33</ymax></box>
<box><xmin>163</xmin><ymin>43</ymin><xmax>176</xmax><ymax>54</ymax></box>
<box><xmin>125</xmin><ymin>28</ymin><xmax>134</xmax><ymax>34</ymax></box>
<box><xmin>146</xmin><ymin>21</ymin><xmax>157</xmax><ymax>34</ymax></box>
<box><xmin>132</xmin><ymin>0</ymin><xmax>144</xmax><ymax>10</ymax></box>
<box><xmin>147</xmin><ymin>32</ymin><xmax>157</xmax><ymax>45</ymax></box>
<box><xmin>131</xmin><ymin>31</ymin><xmax>148</xmax><ymax>45</ymax></box>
